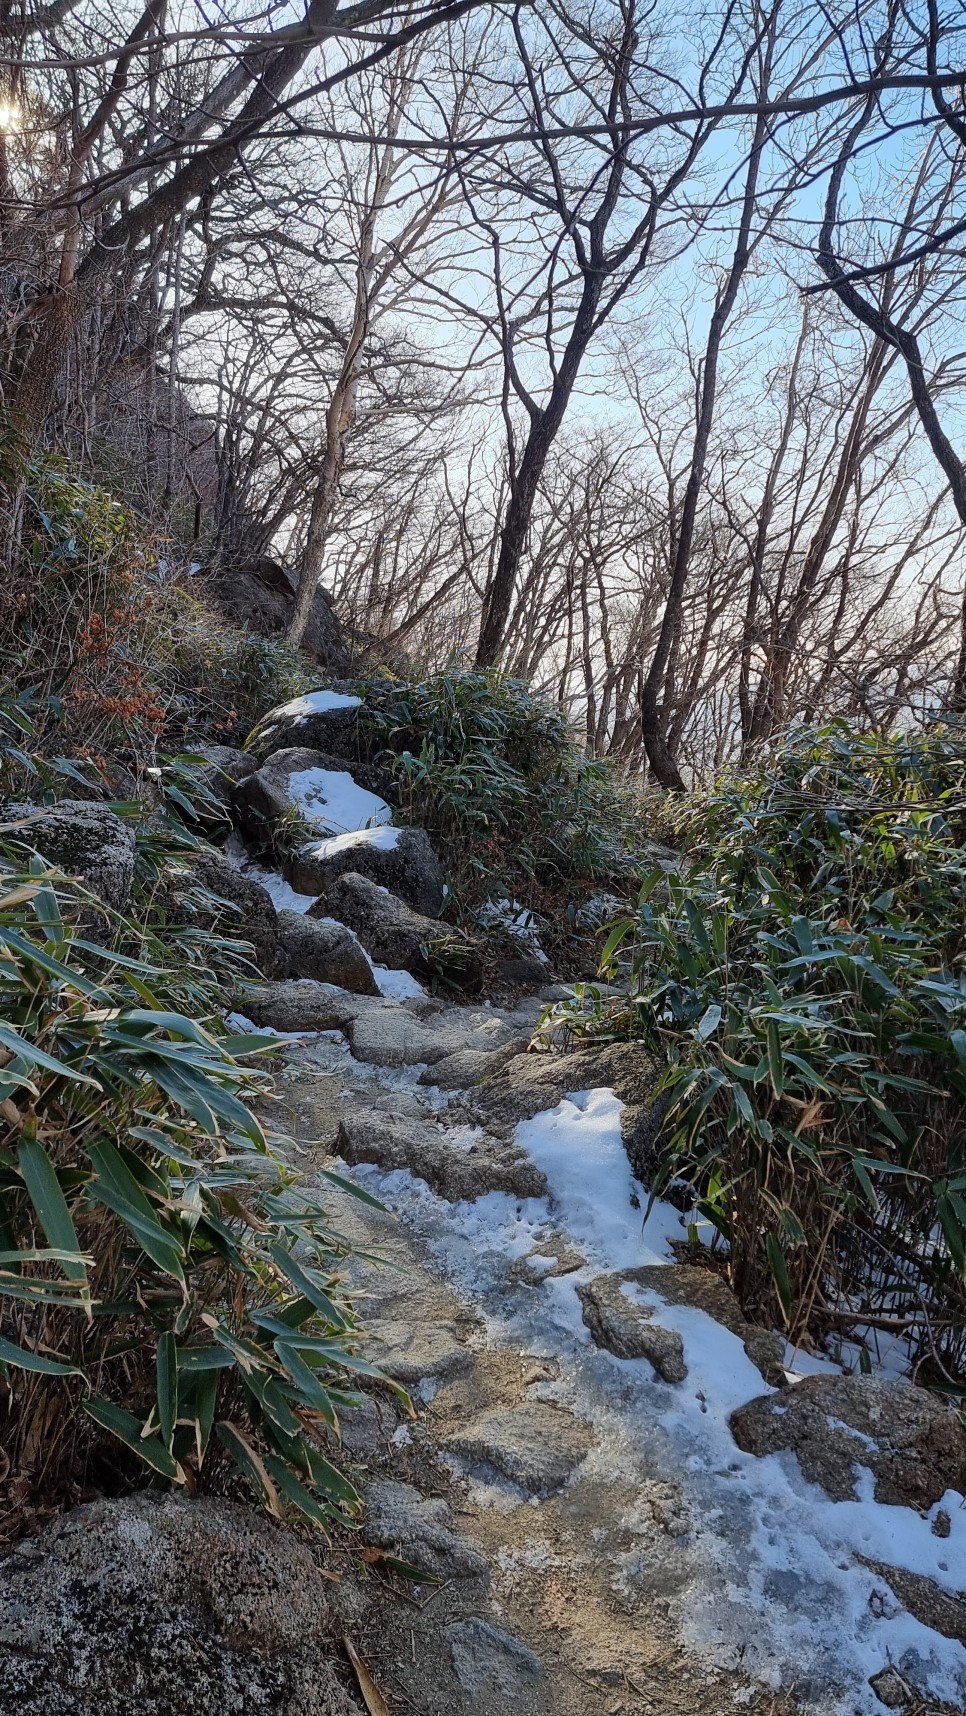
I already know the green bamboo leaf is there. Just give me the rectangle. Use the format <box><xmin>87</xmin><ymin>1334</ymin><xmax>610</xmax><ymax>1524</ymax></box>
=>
<box><xmin>268</xmin><ymin>1243</ymin><xmax>349</xmax><ymax>1331</ymax></box>
<box><xmin>157</xmin><ymin>1331</ymin><xmax>178</xmax><ymax>1451</ymax></box>
<box><xmin>18</xmin><ymin>1137</ymin><xmax>89</xmax><ymax>1293</ymax></box>
<box><xmin>766</xmin><ymin>1233</ymin><xmax>793</xmax><ymax>1319</ymax></box>
<box><xmin>767</xmin><ymin>1022</ymin><xmax>784</xmax><ymax>1099</ymax></box>
<box><xmin>215</xmin><ymin>1422</ymin><xmax>282</xmax><ymax>1516</ymax></box>
<box><xmin>262</xmin><ymin>1454</ymin><xmax>336</xmax><ymax>1529</ymax></box>
<box><xmin>0</xmin><ymin>1022</ymin><xmax>100</xmax><ymax>1086</ymax></box>
<box><xmin>0</xmin><ymin>1333</ymin><xmax>85</xmax><ymax>1377</ymax></box>
<box><xmin>600</xmin><ymin>920</ymin><xmax>632</xmax><ymax>969</ymax></box>
<box><xmin>85</xmin><ymin>1398</ymin><xmax>185</xmax><ymax>1481</ymax></box>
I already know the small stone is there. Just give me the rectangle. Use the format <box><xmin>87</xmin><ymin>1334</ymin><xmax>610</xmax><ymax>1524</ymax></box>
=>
<box><xmin>869</xmin><ymin>1667</ymin><xmax>914</xmax><ymax>1708</ymax></box>
<box><xmin>364</xmin><ymin>1481</ymin><xmax>488</xmax><ymax>1582</ymax></box>
<box><xmin>933</xmin><ymin>1507</ymin><xmax>952</xmax><ymax>1538</ymax></box>
<box><xmin>443</xmin><ymin>1617</ymin><xmax>543</xmax><ymax>1699</ymax></box>
<box><xmin>337</xmin><ymin>1394</ymin><xmax>399</xmax><ymax>1459</ymax></box>
<box><xmin>443</xmin><ymin>1402</ymin><xmax>593</xmax><ymax>1496</ymax></box>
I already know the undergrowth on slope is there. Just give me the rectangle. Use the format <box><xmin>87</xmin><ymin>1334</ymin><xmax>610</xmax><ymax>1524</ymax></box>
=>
<box><xmin>560</xmin><ymin>722</ymin><xmax>966</xmax><ymax>1389</ymax></box>
<box><xmin>363</xmin><ymin>668</ymin><xmax>652</xmax><ymax>923</ymax></box>
<box><xmin>0</xmin><ymin>822</ymin><xmax>396</xmax><ymax>1542</ymax></box>
<box><xmin>1</xmin><ymin>462</ymin><xmax>320</xmax><ymax>784</ymax></box>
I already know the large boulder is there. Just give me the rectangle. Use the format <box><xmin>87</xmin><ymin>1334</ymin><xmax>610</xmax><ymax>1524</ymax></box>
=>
<box><xmin>174</xmin><ymin>849</ymin><xmax>281</xmax><ymax>976</ymax></box>
<box><xmin>291</xmin><ymin>825</ymin><xmax>444</xmax><ymax>917</ymax></box>
<box><xmin>319</xmin><ymin>871</ymin><xmax>481</xmax><ymax>990</ymax></box>
<box><xmin>730</xmin><ymin>1374</ymin><xmax>966</xmax><ymax>1510</ymax></box>
<box><xmin>276</xmin><ymin>909</ymin><xmax>378</xmax><ymax>995</ymax></box>
<box><xmin>207</xmin><ymin>557</ymin><xmax>352</xmax><ymax>672</ymax></box>
<box><xmin>248</xmin><ymin>689</ymin><xmax>366</xmax><ymax>763</ymax></box>
<box><xmin>0</xmin><ymin>1491</ymin><xmax>359</xmax><ymax>1715</ymax></box>
<box><xmin>3</xmin><ymin>800</ymin><xmax>136</xmax><ymax>911</ymax></box>
<box><xmin>232</xmin><ymin>748</ymin><xmax>395</xmax><ymax>841</ymax></box>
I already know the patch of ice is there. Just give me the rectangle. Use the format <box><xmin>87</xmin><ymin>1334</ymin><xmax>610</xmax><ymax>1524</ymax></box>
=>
<box><xmin>371</xmin><ymin>965</ymin><xmax>426</xmax><ymax>1000</ymax></box>
<box><xmin>303</xmin><ymin>825</ymin><xmax>401</xmax><ymax>859</ymax></box>
<box><xmin>287</xmin><ymin>767</ymin><xmax>391</xmax><ymax>836</ymax></box>
<box><xmin>220</xmin><ymin>836</ymin><xmax>318</xmax><ymax>914</ymax></box>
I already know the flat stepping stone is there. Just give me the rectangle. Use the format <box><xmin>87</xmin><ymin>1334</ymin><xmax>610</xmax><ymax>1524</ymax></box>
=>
<box><xmin>337</xmin><ymin>1112</ymin><xmax>546</xmax><ymax>1202</ymax></box>
<box><xmin>443</xmin><ymin>1402</ymin><xmax>593</xmax><ymax>1495</ymax></box>
<box><xmin>364</xmin><ymin>1480</ymin><xmax>488</xmax><ymax>1582</ymax></box>
<box><xmin>348</xmin><ymin>1005</ymin><xmax>519</xmax><ymax>1069</ymax></box>
<box><xmin>362</xmin><ymin>1318</ymin><xmax>474</xmax><ymax>1386</ymax></box>
<box><xmin>417</xmin><ymin>1041</ymin><xmax>529</xmax><ymax>1089</ymax></box>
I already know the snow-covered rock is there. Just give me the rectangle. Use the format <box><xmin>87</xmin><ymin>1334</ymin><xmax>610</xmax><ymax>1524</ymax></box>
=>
<box><xmin>730</xmin><ymin>1373</ymin><xmax>966</xmax><ymax>1510</ymax></box>
<box><xmin>248</xmin><ymin>688</ymin><xmax>364</xmax><ymax>762</ymax></box>
<box><xmin>291</xmin><ymin>824</ymin><xmax>444</xmax><ymax>917</ymax></box>
<box><xmin>232</xmin><ymin>746</ymin><xmax>394</xmax><ymax>839</ymax></box>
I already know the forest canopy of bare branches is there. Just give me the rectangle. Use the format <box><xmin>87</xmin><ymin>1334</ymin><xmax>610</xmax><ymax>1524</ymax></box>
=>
<box><xmin>3</xmin><ymin>0</ymin><xmax>966</xmax><ymax>783</ymax></box>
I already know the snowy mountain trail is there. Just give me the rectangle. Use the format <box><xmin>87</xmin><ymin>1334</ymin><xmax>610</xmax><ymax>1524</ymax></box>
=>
<box><xmin>264</xmin><ymin>991</ymin><xmax>966</xmax><ymax>1716</ymax></box>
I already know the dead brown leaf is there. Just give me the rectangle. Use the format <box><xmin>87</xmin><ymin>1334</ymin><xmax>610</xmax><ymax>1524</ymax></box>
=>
<box><xmin>344</xmin><ymin>1634</ymin><xmax>390</xmax><ymax>1716</ymax></box>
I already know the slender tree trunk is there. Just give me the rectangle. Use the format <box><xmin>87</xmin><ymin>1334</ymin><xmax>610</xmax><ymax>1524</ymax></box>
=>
<box><xmin>639</xmin><ymin>54</ymin><xmax>773</xmax><ymax>787</ymax></box>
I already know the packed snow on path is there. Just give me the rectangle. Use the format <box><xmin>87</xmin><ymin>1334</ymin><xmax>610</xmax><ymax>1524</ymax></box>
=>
<box><xmin>222</xmin><ymin>835</ymin><xmax>317</xmax><ymax>913</ymax></box>
<box><xmin>287</xmin><ymin>767</ymin><xmax>392</xmax><ymax>836</ymax></box>
<box><xmin>343</xmin><ymin>1083</ymin><xmax>966</xmax><ymax>1713</ymax></box>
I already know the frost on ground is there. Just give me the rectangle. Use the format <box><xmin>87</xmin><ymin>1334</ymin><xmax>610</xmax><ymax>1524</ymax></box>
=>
<box><xmin>346</xmin><ymin>1082</ymin><xmax>966</xmax><ymax>1714</ymax></box>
